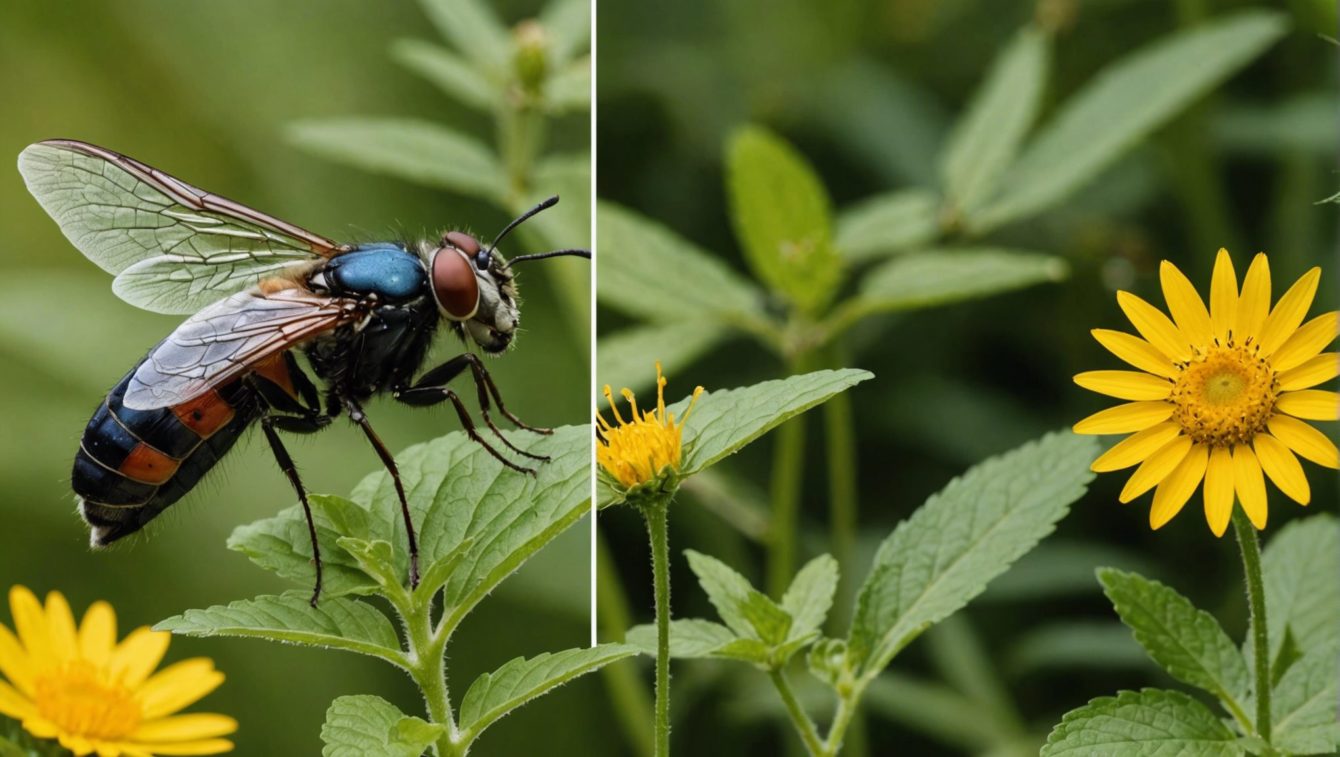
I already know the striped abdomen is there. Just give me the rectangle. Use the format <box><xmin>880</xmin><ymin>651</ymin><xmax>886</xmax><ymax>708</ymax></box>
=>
<box><xmin>73</xmin><ymin>360</ymin><xmax>262</xmax><ymax>546</ymax></box>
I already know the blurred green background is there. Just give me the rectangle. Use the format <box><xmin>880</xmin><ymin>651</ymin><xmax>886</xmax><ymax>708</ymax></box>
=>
<box><xmin>597</xmin><ymin>0</ymin><xmax>1337</xmax><ymax>755</ymax></box>
<box><xmin>0</xmin><ymin>2</ymin><xmax>593</xmax><ymax>754</ymax></box>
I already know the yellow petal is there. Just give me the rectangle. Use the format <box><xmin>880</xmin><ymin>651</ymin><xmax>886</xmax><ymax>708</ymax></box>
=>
<box><xmin>1259</xmin><ymin>267</ymin><xmax>1321</xmax><ymax>357</ymax></box>
<box><xmin>1267</xmin><ymin>414</ymin><xmax>1339</xmax><ymax>469</ymax></box>
<box><xmin>1074</xmin><ymin>371</ymin><xmax>1172</xmax><ymax>401</ymax></box>
<box><xmin>1074</xmin><ymin>401</ymin><xmax>1174</xmax><ymax>435</ymax></box>
<box><xmin>1120</xmin><ymin>435</ymin><xmax>1193</xmax><ymax>502</ymax></box>
<box><xmin>0</xmin><ymin>621</ymin><xmax>34</xmax><ymax>696</ymax></box>
<box><xmin>109</xmin><ymin>628</ymin><xmax>170</xmax><ymax>688</ymax></box>
<box><xmin>0</xmin><ymin>679</ymin><xmax>34</xmax><ymax>720</ymax></box>
<box><xmin>1209</xmin><ymin>249</ymin><xmax>1238</xmax><ymax>342</ymax></box>
<box><xmin>138</xmin><ymin>659</ymin><xmax>225</xmax><ymax>720</ymax></box>
<box><xmin>1254</xmin><ymin>433</ymin><xmax>1310</xmax><ymax>505</ymax></box>
<box><xmin>1091</xmin><ymin>423</ymin><xmax>1182</xmax><ymax>472</ymax></box>
<box><xmin>1236</xmin><ymin>253</ymin><xmax>1271</xmax><ymax>342</ymax></box>
<box><xmin>132</xmin><ymin>713</ymin><xmax>238</xmax><ymax>742</ymax></box>
<box><xmin>43</xmin><ymin>592</ymin><xmax>77</xmax><ymax>665</ymax></box>
<box><xmin>79</xmin><ymin>601</ymin><xmax>117</xmax><ymax>667</ymax></box>
<box><xmin>1091</xmin><ymin>329</ymin><xmax>1178</xmax><ymax>378</ymax></box>
<box><xmin>1150</xmin><ymin>443</ymin><xmax>1208</xmax><ymax>529</ymax></box>
<box><xmin>1118</xmin><ymin>291</ymin><xmax>1193</xmax><ymax>362</ymax></box>
<box><xmin>126</xmin><ymin>738</ymin><xmax>234</xmax><ymax>755</ymax></box>
<box><xmin>1203</xmin><ymin>447</ymin><xmax>1235</xmax><ymax>537</ymax></box>
<box><xmin>1276</xmin><ymin>390</ymin><xmax>1340</xmax><ymax>421</ymax></box>
<box><xmin>9</xmin><ymin>587</ymin><xmax>50</xmax><ymax>670</ymax></box>
<box><xmin>1279</xmin><ymin>352</ymin><xmax>1340</xmax><ymax>391</ymax></box>
<box><xmin>1270</xmin><ymin>312</ymin><xmax>1339</xmax><ymax>373</ymax></box>
<box><xmin>1160</xmin><ymin>260</ymin><xmax>1213</xmax><ymax>347</ymax></box>
<box><xmin>1232</xmin><ymin>445</ymin><xmax>1268</xmax><ymax>529</ymax></box>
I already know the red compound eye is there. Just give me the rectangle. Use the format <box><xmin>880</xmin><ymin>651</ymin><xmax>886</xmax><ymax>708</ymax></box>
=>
<box><xmin>431</xmin><ymin>247</ymin><xmax>479</xmax><ymax>320</ymax></box>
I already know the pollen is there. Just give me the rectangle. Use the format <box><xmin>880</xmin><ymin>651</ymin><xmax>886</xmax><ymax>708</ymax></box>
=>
<box><xmin>33</xmin><ymin>661</ymin><xmax>141</xmax><ymax>741</ymax></box>
<box><xmin>1171</xmin><ymin>342</ymin><xmax>1278</xmax><ymax>447</ymax></box>
<box><xmin>597</xmin><ymin>362</ymin><xmax>704</xmax><ymax>490</ymax></box>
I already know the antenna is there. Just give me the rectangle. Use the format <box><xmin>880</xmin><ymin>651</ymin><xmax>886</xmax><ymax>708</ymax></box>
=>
<box><xmin>478</xmin><ymin>195</ymin><xmax>560</xmax><ymax>267</ymax></box>
<box><xmin>506</xmin><ymin>248</ymin><xmax>592</xmax><ymax>265</ymax></box>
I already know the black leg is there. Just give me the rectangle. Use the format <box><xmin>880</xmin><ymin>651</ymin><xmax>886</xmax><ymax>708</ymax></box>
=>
<box><xmin>344</xmin><ymin>398</ymin><xmax>420</xmax><ymax>588</ymax></box>
<box><xmin>396</xmin><ymin>383</ymin><xmax>542</xmax><ymax>474</ymax></box>
<box><xmin>260</xmin><ymin>416</ymin><xmax>323</xmax><ymax>606</ymax></box>
<box><xmin>413</xmin><ymin>353</ymin><xmax>552</xmax><ymax>435</ymax></box>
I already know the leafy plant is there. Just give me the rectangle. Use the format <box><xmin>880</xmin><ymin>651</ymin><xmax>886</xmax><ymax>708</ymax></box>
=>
<box><xmin>158</xmin><ymin>426</ymin><xmax>630</xmax><ymax>756</ymax></box>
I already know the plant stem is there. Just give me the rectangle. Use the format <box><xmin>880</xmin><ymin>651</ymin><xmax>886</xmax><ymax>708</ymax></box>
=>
<box><xmin>596</xmin><ymin>532</ymin><xmax>656</xmax><ymax>757</ymax></box>
<box><xmin>768</xmin><ymin>414</ymin><xmax>807</xmax><ymax>597</ymax></box>
<box><xmin>770</xmin><ymin>669</ymin><xmax>825</xmax><ymax>756</ymax></box>
<box><xmin>822</xmin><ymin>372</ymin><xmax>857</xmax><ymax>628</ymax></box>
<box><xmin>643</xmin><ymin>500</ymin><xmax>673</xmax><ymax>757</ymax></box>
<box><xmin>392</xmin><ymin>589</ymin><xmax>459</xmax><ymax>757</ymax></box>
<box><xmin>821</xmin><ymin>693</ymin><xmax>860</xmax><ymax>757</ymax></box>
<box><xmin>1232</xmin><ymin>508</ymin><xmax>1271</xmax><ymax>745</ymax></box>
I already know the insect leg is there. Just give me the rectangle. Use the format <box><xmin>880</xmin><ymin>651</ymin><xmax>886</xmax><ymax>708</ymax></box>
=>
<box><xmin>416</xmin><ymin>354</ymin><xmax>552</xmax><ymax>435</ymax></box>
<box><xmin>260</xmin><ymin>415</ymin><xmax>324</xmax><ymax>607</ymax></box>
<box><xmin>397</xmin><ymin>355</ymin><xmax>548</xmax><ymax>460</ymax></box>
<box><xmin>394</xmin><ymin>383</ymin><xmax>540</xmax><ymax>475</ymax></box>
<box><xmin>344</xmin><ymin>398</ymin><xmax>420</xmax><ymax>588</ymax></box>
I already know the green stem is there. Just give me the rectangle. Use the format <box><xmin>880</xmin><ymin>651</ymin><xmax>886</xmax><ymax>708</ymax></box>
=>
<box><xmin>770</xmin><ymin>669</ymin><xmax>825</xmax><ymax>756</ymax></box>
<box><xmin>596</xmin><ymin>532</ymin><xmax>656</xmax><ymax>757</ymax></box>
<box><xmin>644</xmin><ymin>501</ymin><xmax>673</xmax><ymax>757</ymax></box>
<box><xmin>1233</xmin><ymin>508</ymin><xmax>1271</xmax><ymax>745</ymax></box>
<box><xmin>768</xmin><ymin>413</ymin><xmax>807</xmax><ymax>597</ymax></box>
<box><xmin>392</xmin><ymin>589</ymin><xmax>458</xmax><ymax>756</ymax></box>
<box><xmin>822</xmin><ymin>372</ymin><xmax>857</xmax><ymax>628</ymax></box>
<box><xmin>820</xmin><ymin>693</ymin><xmax>860</xmax><ymax>757</ymax></box>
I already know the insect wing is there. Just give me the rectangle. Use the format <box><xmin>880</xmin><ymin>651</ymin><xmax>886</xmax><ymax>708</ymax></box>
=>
<box><xmin>17</xmin><ymin>140</ymin><xmax>349</xmax><ymax>315</ymax></box>
<box><xmin>123</xmin><ymin>288</ymin><xmax>363</xmax><ymax>410</ymax></box>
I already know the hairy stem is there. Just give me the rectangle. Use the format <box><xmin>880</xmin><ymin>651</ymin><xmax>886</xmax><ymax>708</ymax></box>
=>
<box><xmin>1233</xmin><ymin>508</ymin><xmax>1271</xmax><ymax>745</ymax></box>
<box><xmin>770</xmin><ymin>669</ymin><xmax>825</xmax><ymax>756</ymax></box>
<box><xmin>391</xmin><ymin>588</ymin><xmax>458</xmax><ymax>756</ymax></box>
<box><xmin>644</xmin><ymin>500</ymin><xmax>673</xmax><ymax>757</ymax></box>
<box><xmin>821</xmin><ymin>693</ymin><xmax>860</xmax><ymax>757</ymax></box>
<box><xmin>596</xmin><ymin>532</ymin><xmax>656</xmax><ymax>757</ymax></box>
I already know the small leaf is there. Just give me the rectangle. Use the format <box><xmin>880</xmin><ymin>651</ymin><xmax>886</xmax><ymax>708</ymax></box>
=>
<box><xmin>726</xmin><ymin>126</ymin><xmax>842</xmax><ymax>313</ymax></box>
<box><xmin>288</xmin><ymin>117</ymin><xmax>506</xmax><ymax>201</ymax></box>
<box><xmin>685</xmin><ymin>550</ymin><xmax>790</xmax><ymax>644</ymax></box>
<box><xmin>419</xmin><ymin>0</ymin><xmax>512</xmax><ymax>71</ymax></box>
<box><xmin>849</xmin><ymin>431</ymin><xmax>1098</xmax><ymax>678</ymax></box>
<box><xmin>835</xmin><ymin>190</ymin><xmax>941</xmax><ymax>263</ymax></box>
<box><xmin>1257</xmin><ymin>514</ymin><xmax>1340</xmax><ymax>663</ymax></box>
<box><xmin>941</xmin><ymin>26</ymin><xmax>1049</xmax><ymax>214</ymax></box>
<box><xmin>156</xmin><ymin>593</ymin><xmax>405</xmax><ymax>666</ymax></box>
<box><xmin>538</xmin><ymin>0</ymin><xmax>590</xmax><ymax>65</ymax></box>
<box><xmin>712</xmin><ymin>637</ymin><xmax>775</xmax><ymax>667</ymax></box>
<box><xmin>974</xmin><ymin>11</ymin><xmax>1287</xmax><ymax>230</ymax></box>
<box><xmin>626</xmin><ymin>619</ymin><xmax>736</xmax><ymax>658</ymax></box>
<box><xmin>782</xmin><ymin>555</ymin><xmax>839</xmax><ymax>641</ymax></box>
<box><xmin>391</xmin><ymin>39</ymin><xmax>496</xmax><ymax>111</ymax></box>
<box><xmin>413</xmin><ymin>536</ymin><xmax>476</xmax><ymax>605</ymax></box>
<box><xmin>1097</xmin><ymin>569</ymin><xmax>1249</xmax><ymax>707</ymax></box>
<box><xmin>228</xmin><ymin>494</ymin><xmax>385</xmax><ymax>598</ymax></box>
<box><xmin>597</xmin><ymin>321</ymin><xmax>730</xmax><ymax>395</ymax></box>
<box><xmin>458</xmin><ymin>644</ymin><xmax>638</xmax><ymax>742</ymax></box>
<box><xmin>1041</xmin><ymin>689</ymin><xmax>1242</xmax><ymax>756</ymax></box>
<box><xmin>597</xmin><ymin>201</ymin><xmax>764</xmax><ymax>322</ymax></box>
<box><xmin>1271</xmin><ymin>642</ymin><xmax>1340</xmax><ymax>755</ymax></box>
<box><xmin>321</xmin><ymin>694</ymin><xmax>442</xmax><ymax>757</ymax></box>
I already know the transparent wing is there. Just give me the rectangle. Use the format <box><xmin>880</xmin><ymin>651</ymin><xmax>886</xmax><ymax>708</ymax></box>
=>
<box><xmin>17</xmin><ymin>140</ymin><xmax>350</xmax><ymax>314</ymax></box>
<box><xmin>124</xmin><ymin>287</ymin><xmax>365</xmax><ymax>410</ymax></box>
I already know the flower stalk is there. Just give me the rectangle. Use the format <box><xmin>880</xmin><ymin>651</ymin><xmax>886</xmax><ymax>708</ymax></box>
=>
<box><xmin>1232</xmin><ymin>507</ymin><xmax>1272</xmax><ymax>746</ymax></box>
<box><xmin>643</xmin><ymin>498</ymin><xmax>673</xmax><ymax>757</ymax></box>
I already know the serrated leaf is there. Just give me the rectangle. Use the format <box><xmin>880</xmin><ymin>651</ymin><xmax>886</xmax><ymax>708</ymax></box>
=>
<box><xmin>782</xmin><ymin>555</ymin><xmax>838</xmax><ymax>641</ymax></box>
<box><xmin>597</xmin><ymin>321</ymin><xmax>729</xmax><ymax>395</ymax></box>
<box><xmin>1271</xmin><ymin>641</ymin><xmax>1340</xmax><ymax>755</ymax></box>
<box><xmin>835</xmin><ymin>190</ymin><xmax>941</xmax><ymax>263</ymax></box>
<box><xmin>597</xmin><ymin>201</ymin><xmax>764</xmax><ymax>322</ymax></box>
<box><xmin>156</xmin><ymin>593</ymin><xmax>405</xmax><ymax>666</ymax></box>
<box><xmin>726</xmin><ymin>126</ymin><xmax>842</xmax><ymax>313</ymax></box>
<box><xmin>685</xmin><ymin>550</ymin><xmax>790</xmax><ymax>644</ymax></box>
<box><xmin>1042</xmin><ymin>689</ymin><xmax>1242</xmax><ymax>756</ymax></box>
<box><xmin>288</xmin><ymin>117</ymin><xmax>505</xmax><ymax>201</ymax></box>
<box><xmin>538</xmin><ymin>0</ymin><xmax>590</xmax><ymax>65</ymax></box>
<box><xmin>228</xmin><ymin>494</ymin><xmax>385</xmax><ymax>598</ymax></box>
<box><xmin>1098</xmin><ymin>569</ymin><xmax>1249</xmax><ymax>709</ymax></box>
<box><xmin>1258</xmin><ymin>514</ymin><xmax>1340</xmax><ymax>662</ymax></box>
<box><xmin>974</xmin><ymin>11</ymin><xmax>1287</xmax><ymax>231</ymax></box>
<box><xmin>321</xmin><ymin>694</ymin><xmax>442</xmax><ymax>757</ymax></box>
<box><xmin>626</xmin><ymin>619</ymin><xmax>736</xmax><ymax>658</ymax></box>
<box><xmin>419</xmin><ymin>0</ymin><xmax>511</xmax><ymax>71</ymax></box>
<box><xmin>941</xmin><ymin>26</ymin><xmax>1048</xmax><ymax>214</ymax></box>
<box><xmin>391</xmin><ymin>39</ymin><xmax>496</xmax><ymax>111</ymax></box>
<box><xmin>458</xmin><ymin>644</ymin><xmax>637</xmax><ymax>742</ymax></box>
<box><xmin>849</xmin><ymin>431</ymin><xmax>1098</xmax><ymax>678</ymax></box>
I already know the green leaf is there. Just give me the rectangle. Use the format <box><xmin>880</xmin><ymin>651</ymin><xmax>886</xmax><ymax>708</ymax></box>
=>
<box><xmin>685</xmin><ymin>550</ymin><xmax>790</xmax><ymax>644</ymax></box>
<box><xmin>781</xmin><ymin>555</ymin><xmax>838</xmax><ymax>641</ymax></box>
<box><xmin>597</xmin><ymin>201</ymin><xmax>765</xmax><ymax>323</ymax></box>
<box><xmin>530</xmin><ymin>153</ymin><xmax>592</xmax><ymax>247</ymax></box>
<box><xmin>412</xmin><ymin>536</ymin><xmax>476</xmax><ymax>605</ymax></box>
<box><xmin>597</xmin><ymin>321</ymin><xmax>730</xmax><ymax>395</ymax></box>
<box><xmin>288</xmin><ymin>117</ymin><xmax>505</xmax><ymax>201</ymax></box>
<box><xmin>545</xmin><ymin>59</ymin><xmax>590</xmax><ymax>112</ymax></box>
<box><xmin>1258</xmin><ymin>514</ymin><xmax>1340</xmax><ymax>663</ymax></box>
<box><xmin>849</xmin><ymin>431</ymin><xmax>1097</xmax><ymax>677</ymax></box>
<box><xmin>538</xmin><ymin>0</ymin><xmax>590</xmax><ymax>65</ymax></box>
<box><xmin>626</xmin><ymin>619</ymin><xmax>736</xmax><ymax>658</ymax></box>
<box><xmin>726</xmin><ymin>126</ymin><xmax>842</xmax><ymax>313</ymax></box>
<box><xmin>1271</xmin><ymin>642</ymin><xmax>1340</xmax><ymax>755</ymax></box>
<box><xmin>228</xmin><ymin>494</ymin><xmax>385</xmax><ymax>598</ymax></box>
<box><xmin>390</xmin><ymin>39</ymin><xmax>496</xmax><ymax>111</ymax></box>
<box><xmin>458</xmin><ymin>644</ymin><xmax>637</xmax><ymax>742</ymax></box>
<box><xmin>155</xmin><ymin>593</ymin><xmax>406</xmax><ymax>667</ymax></box>
<box><xmin>941</xmin><ymin>26</ymin><xmax>1048</xmax><ymax>215</ymax></box>
<box><xmin>321</xmin><ymin>694</ymin><xmax>443</xmax><ymax>757</ymax></box>
<box><xmin>419</xmin><ymin>0</ymin><xmax>512</xmax><ymax>71</ymax></box>
<box><xmin>1041</xmin><ymin>689</ymin><xmax>1242</xmax><ymax>756</ymax></box>
<box><xmin>835</xmin><ymin>189</ymin><xmax>941</xmax><ymax>263</ymax></box>
<box><xmin>1097</xmin><ymin>569</ymin><xmax>1249</xmax><ymax>709</ymax></box>
<box><xmin>974</xmin><ymin>11</ymin><xmax>1287</xmax><ymax>231</ymax></box>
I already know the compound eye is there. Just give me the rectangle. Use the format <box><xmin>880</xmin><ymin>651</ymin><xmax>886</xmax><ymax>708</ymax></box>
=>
<box><xmin>444</xmin><ymin>231</ymin><xmax>481</xmax><ymax>257</ymax></box>
<box><xmin>431</xmin><ymin>247</ymin><xmax>479</xmax><ymax>321</ymax></box>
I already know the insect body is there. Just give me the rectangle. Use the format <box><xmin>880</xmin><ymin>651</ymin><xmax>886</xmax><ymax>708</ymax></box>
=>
<box><xmin>19</xmin><ymin>139</ymin><xmax>589</xmax><ymax>604</ymax></box>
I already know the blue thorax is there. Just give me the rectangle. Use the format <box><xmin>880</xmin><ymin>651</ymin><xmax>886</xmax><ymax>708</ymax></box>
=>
<box><xmin>327</xmin><ymin>244</ymin><xmax>428</xmax><ymax>301</ymax></box>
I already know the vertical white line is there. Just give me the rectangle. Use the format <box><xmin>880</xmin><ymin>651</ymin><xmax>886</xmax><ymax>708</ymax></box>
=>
<box><xmin>588</xmin><ymin>0</ymin><xmax>599</xmax><ymax>649</ymax></box>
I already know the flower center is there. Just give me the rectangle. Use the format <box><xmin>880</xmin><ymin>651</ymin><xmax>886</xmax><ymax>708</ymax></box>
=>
<box><xmin>1171</xmin><ymin>344</ymin><xmax>1278</xmax><ymax>447</ymax></box>
<box><xmin>33</xmin><ymin>661</ymin><xmax>142</xmax><ymax>741</ymax></box>
<box><xmin>596</xmin><ymin>364</ymin><xmax>704</xmax><ymax>490</ymax></box>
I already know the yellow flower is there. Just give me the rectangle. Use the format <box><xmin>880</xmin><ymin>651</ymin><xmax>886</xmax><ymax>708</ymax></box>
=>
<box><xmin>597</xmin><ymin>362</ymin><xmax>704</xmax><ymax>490</ymax></box>
<box><xmin>1075</xmin><ymin>250</ymin><xmax>1338</xmax><ymax>536</ymax></box>
<box><xmin>0</xmin><ymin>586</ymin><xmax>235</xmax><ymax>757</ymax></box>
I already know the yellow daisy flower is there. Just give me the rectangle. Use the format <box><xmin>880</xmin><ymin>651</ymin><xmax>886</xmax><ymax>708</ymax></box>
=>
<box><xmin>0</xmin><ymin>586</ymin><xmax>235</xmax><ymax>757</ymax></box>
<box><xmin>1075</xmin><ymin>250</ymin><xmax>1338</xmax><ymax>536</ymax></box>
<box><xmin>597</xmin><ymin>361</ymin><xmax>704</xmax><ymax>490</ymax></box>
